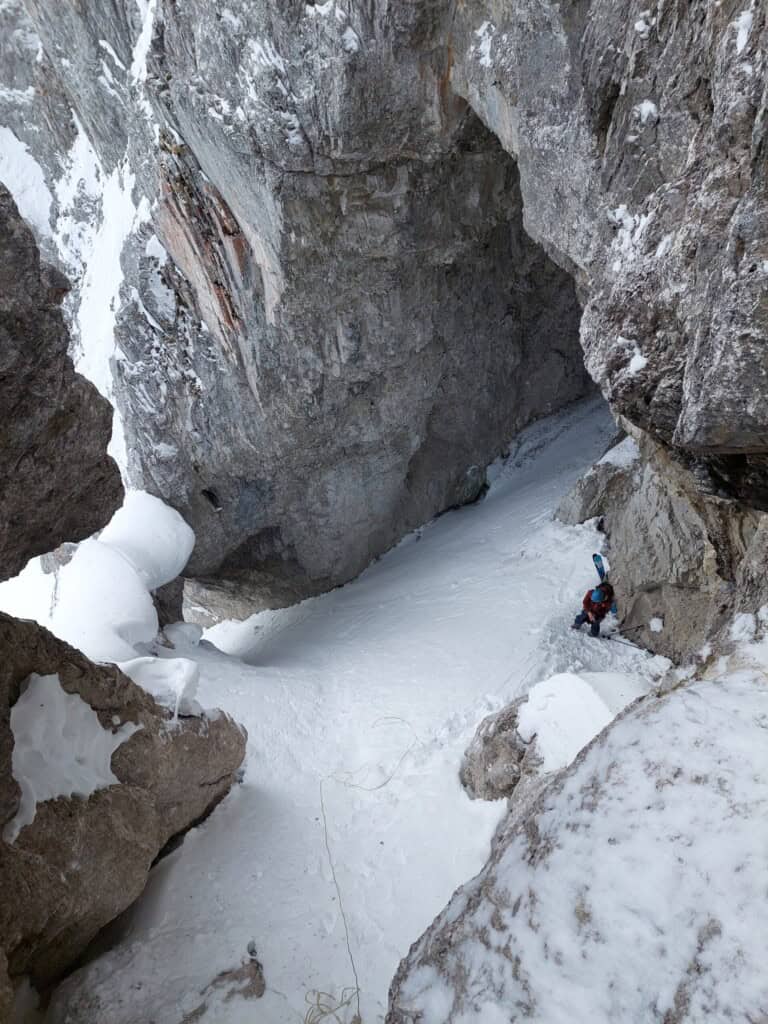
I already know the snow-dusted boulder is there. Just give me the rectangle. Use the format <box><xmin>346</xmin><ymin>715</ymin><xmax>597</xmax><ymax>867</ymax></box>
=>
<box><xmin>461</xmin><ymin>671</ymin><xmax>654</xmax><ymax>803</ymax></box>
<box><xmin>0</xmin><ymin>613</ymin><xmax>246</xmax><ymax>994</ymax></box>
<box><xmin>460</xmin><ymin>698</ymin><xmax>540</xmax><ymax>803</ymax></box>
<box><xmin>389</xmin><ymin>674</ymin><xmax>768</xmax><ymax>1023</ymax></box>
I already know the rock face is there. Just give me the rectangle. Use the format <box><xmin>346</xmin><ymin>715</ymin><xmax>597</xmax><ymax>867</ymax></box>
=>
<box><xmin>389</xmin><ymin>674</ymin><xmax>768</xmax><ymax>1023</ymax></box>
<box><xmin>0</xmin><ymin>613</ymin><xmax>246</xmax><ymax>993</ymax></box>
<box><xmin>6</xmin><ymin>0</ymin><xmax>592</xmax><ymax>610</ymax></box>
<box><xmin>452</xmin><ymin>0</ymin><xmax>768</xmax><ymax>490</ymax></box>
<box><xmin>0</xmin><ymin>185</ymin><xmax>122</xmax><ymax>580</ymax></box>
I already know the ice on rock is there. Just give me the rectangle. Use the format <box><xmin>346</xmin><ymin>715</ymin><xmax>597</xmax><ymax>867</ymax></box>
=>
<box><xmin>635</xmin><ymin>99</ymin><xmax>659</xmax><ymax>124</ymax></box>
<box><xmin>730</xmin><ymin>612</ymin><xmax>757</xmax><ymax>642</ymax></box>
<box><xmin>4</xmin><ymin>673</ymin><xmax>140</xmax><ymax>843</ymax></box>
<box><xmin>119</xmin><ymin>657</ymin><xmax>202</xmax><ymax>719</ymax></box>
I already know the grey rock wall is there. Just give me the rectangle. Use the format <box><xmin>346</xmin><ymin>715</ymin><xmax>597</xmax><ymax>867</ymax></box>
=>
<box><xmin>451</xmin><ymin>0</ymin><xmax>768</xmax><ymax>484</ymax></box>
<box><xmin>10</xmin><ymin>0</ymin><xmax>591</xmax><ymax>609</ymax></box>
<box><xmin>8</xmin><ymin>0</ymin><xmax>763</xmax><ymax>619</ymax></box>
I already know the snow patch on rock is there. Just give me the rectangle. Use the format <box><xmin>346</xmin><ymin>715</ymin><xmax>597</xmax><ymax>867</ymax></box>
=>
<box><xmin>0</xmin><ymin>126</ymin><xmax>52</xmax><ymax>236</ymax></box>
<box><xmin>734</xmin><ymin>8</ymin><xmax>754</xmax><ymax>54</ymax></box>
<box><xmin>4</xmin><ymin>673</ymin><xmax>140</xmax><ymax>843</ymax></box>
<box><xmin>517</xmin><ymin>673</ymin><xmax>615</xmax><ymax>772</ymax></box>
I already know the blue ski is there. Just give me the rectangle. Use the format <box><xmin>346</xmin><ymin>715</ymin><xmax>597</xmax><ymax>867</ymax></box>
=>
<box><xmin>592</xmin><ymin>553</ymin><xmax>606</xmax><ymax>580</ymax></box>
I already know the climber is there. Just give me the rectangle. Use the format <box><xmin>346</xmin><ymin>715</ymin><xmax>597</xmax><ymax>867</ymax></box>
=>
<box><xmin>571</xmin><ymin>580</ymin><xmax>615</xmax><ymax>638</ymax></box>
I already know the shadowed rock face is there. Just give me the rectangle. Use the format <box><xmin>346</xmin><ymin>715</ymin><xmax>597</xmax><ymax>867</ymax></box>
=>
<box><xmin>14</xmin><ymin>0</ymin><xmax>591</xmax><ymax>610</ymax></box>
<box><xmin>0</xmin><ymin>614</ymin><xmax>246</xmax><ymax>991</ymax></box>
<box><xmin>0</xmin><ymin>185</ymin><xmax>123</xmax><ymax>581</ymax></box>
<box><xmin>450</xmin><ymin>0</ymin><xmax>768</xmax><ymax>494</ymax></box>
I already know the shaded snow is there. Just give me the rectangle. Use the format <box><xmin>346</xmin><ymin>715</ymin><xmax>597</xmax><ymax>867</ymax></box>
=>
<box><xmin>48</xmin><ymin>538</ymin><xmax>159</xmax><ymax>663</ymax></box>
<box><xmin>119</xmin><ymin>656</ymin><xmax>202</xmax><ymax>719</ymax></box>
<box><xmin>730</xmin><ymin>611</ymin><xmax>757</xmax><ymax>642</ymax></box>
<box><xmin>734</xmin><ymin>8</ymin><xmax>753</xmax><ymax>54</ymax></box>
<box><xmin>99</xmin><ymin>491</ymin><xmax>194</xmax><ymax>591</ymax></box>
<box><xmin>0</xmin><ymin>125</ymin><xmax>52</xmax><ymax>236</ymax></box>
<box><xmin>130</xmin><ymin>0</ymin><xmax>157</xmax><ymax>84</ymax></box>
<box><xmin>0</xmin><ymin>491</ymin><xmax>191</xmax><ymax>665</ymax></box>
<box><xmin>4</xmin><ymin>673</ymin><xmax>140</xmax><ymax>843</ymax></box>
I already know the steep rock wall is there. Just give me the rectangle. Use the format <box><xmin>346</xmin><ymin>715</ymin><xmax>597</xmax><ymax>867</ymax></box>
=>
<box><xmin>0</xmin><ymin>185</ymin><xmax>122</xmax><ymax>579</ymax></box>
<box><xmin>9</xmin><ymin>0</ymin><xmax>590</xmax><ymax>609</ymax></box>
<box><xmin>452</xmin><ymin>0</ymin><xmax>767</xmax><ymax>479</ymax></box>
<box><xmin>3</xmin><ymin>0</ymin><xmax>764</xmax><ymax>627</ymax></box>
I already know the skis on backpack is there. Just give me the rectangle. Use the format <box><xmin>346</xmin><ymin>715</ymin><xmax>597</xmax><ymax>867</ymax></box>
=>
<box><xmin>592</xmin><ymin>553</ymin><xmax>618</xmax><ymax>614</ymax></box>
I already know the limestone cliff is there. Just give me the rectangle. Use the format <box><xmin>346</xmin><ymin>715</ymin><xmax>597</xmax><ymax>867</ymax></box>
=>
<box><xmin>4</xmin><ymin>0</ymin><xmax>593</xmax><ymax>613</ymax></box>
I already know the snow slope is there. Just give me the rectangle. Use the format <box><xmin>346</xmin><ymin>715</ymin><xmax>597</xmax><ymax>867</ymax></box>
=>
<box><xmin>47</xmin><ymin>398</ymin><xmax>669</xmax><ymax>1024</ymax></box>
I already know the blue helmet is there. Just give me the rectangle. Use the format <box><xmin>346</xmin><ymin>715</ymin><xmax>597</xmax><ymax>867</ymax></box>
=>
<box><xmin>591</xmin><ymin>588</ymin><xmax>604</xmax><ymax>602</ymax></box>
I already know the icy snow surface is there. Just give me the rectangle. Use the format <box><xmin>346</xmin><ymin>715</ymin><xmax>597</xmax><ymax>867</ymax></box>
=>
<box><xmin>48</xmin><ymin>399</ymin><xmax>669</xmax><ymax>1024</ymax></box>
<box><xmin>4</xmin><ymin>673</ymin><xmax>139</xmax><ymax>843</ymax></box>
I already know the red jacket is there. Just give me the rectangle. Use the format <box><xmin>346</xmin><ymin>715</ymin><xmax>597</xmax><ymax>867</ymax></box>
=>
<box><xmin>582</xmin><ymin>587</ymin><xmax>613</xmax><ymax>621</ymax></box>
